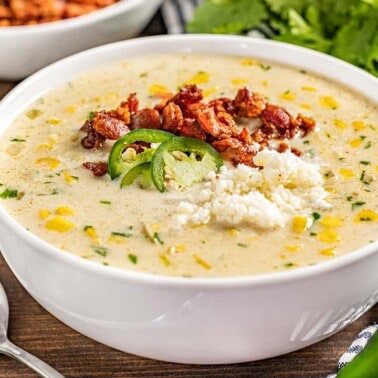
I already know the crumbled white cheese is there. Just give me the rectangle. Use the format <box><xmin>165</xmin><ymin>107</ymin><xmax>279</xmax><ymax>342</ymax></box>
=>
<box><xmin>175</xmin><ymin>150</ymin><xmax>331</xmax><ymax>229</ymax></box>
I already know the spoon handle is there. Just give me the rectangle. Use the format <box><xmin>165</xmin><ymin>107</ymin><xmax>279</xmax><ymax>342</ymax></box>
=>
<box><xmin>0</xmin><ymin>338</ymin><xmax>65</xmax><ymax>378</ymax></box>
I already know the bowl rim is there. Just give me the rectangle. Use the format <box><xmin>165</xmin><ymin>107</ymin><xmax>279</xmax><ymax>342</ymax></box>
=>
<box><xmin>0</xmin><ymin>0</ymin><xmax>146</xmax><ymax>33</ymax></box>
<box><xmin>0</xmin><ymin>34</ymin><xmax>377</xmax><ymax>288</ymax></box>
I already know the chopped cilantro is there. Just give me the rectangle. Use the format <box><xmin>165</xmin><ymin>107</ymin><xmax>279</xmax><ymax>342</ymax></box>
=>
<box><xmin>364</xmin><ymin>141</ymin><xmax>372</xmax><ymax>149</ymax></box>
<box><xmin>128</xmin><ymin>254</ymin><xmax>138</xmax><ymax>264</ymax></box>
<box><xmin>93</xmin><ymin>246</ymin><xmax>107</xmax><ymax>257</ymax></box>
<box><xmin>0</xmin><ymin>188</ymin><xmax>18</xmax><ymax>199</ymax></box>
<box><xmin>111</xmin><ymin>231</ymin><xmax>132</xmax><ymax>238</ymax></box>
<box><xmin>352</xmin><ymin>201</ymin><xmax>366</xmax><ymax>210</ymax></box>
<box><xmin>187</xmin><ymin>0</ymin><xmax>378</xmax><ymax>76</ymax></box>
<box><xmin>237</xmin><ymin>243</ymin><xmax>249</xmax><ymax>248</ymax></box>
<box><xmin>153</xmin><ymin>232</ymin><xmax>164</xmax><ymax>245</ymax></box>
<box><xmin>100</xmin><ymin>200</ymin><xmax>111</xmax><ymax>205</ymax></box>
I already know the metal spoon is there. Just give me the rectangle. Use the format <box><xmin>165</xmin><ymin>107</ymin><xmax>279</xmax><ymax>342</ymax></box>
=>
<box><xmin>0</xmin><ymin>282</ymin><xmax>65</xmax><ymax>377</ymax></box>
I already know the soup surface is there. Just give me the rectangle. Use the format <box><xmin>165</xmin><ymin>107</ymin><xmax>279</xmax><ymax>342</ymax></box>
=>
<box><xmin>0</xmin><ymin>54</ymin><xmax>377</xmax><ymax>277</ymax></box>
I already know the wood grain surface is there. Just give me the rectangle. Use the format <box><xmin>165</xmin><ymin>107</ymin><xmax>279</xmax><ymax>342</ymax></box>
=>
<box><xmin>0</xmin><ymin>9</ymin><xmax>377</xmax><ymax>378</ymax></box>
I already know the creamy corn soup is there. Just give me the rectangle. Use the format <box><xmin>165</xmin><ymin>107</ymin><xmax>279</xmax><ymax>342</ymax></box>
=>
<box><xmin>0</xmin><ymin>55</ymin><xmax>377</xmax><ymax>277</ymax></box>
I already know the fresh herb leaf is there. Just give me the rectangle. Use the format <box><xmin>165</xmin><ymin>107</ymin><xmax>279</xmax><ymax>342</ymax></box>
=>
<box><xmin>93</xmin><ymin>246</ymin><xmax>108</xmax><ymax>257</ymax></box>
<box><xmin>153</xmin><ymin>232</ymin><xmax>164</xmax><ymax>245</ymax></box>
<box><xmin>352</xmin><ymin>201</ymin><xmax>366</xmax><ymax>210</ymax></box>
<box><xmin>128</xmin><ymin>254</ymin><xmax>138</xmax><ymax>264</ymax></box>
<box><xmin>312</xmin><ymin>212</ymin><xmax>321</xmax><ymax>221</ymax></box>
<box><xmin>0</xmin><ymin>188</ymin><xmax>18</xmax><ymax>199</ymax></box>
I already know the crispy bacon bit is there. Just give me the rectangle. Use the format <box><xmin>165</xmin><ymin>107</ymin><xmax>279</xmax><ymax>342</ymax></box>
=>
<box><xmin>78</xmin><ymin>84</ymin><xmax>317</xmax><ymax>169</ymax></box>
<box><xmin>81</xmin><ymin>122</ymin><xmax>105</xmax><ymax>149</ymax></box>
<box><xmin>261</xmin><ymin>104</ymin><xmax>300</xmax><ymax>139</ymax></box>
<box><xmin>179</xmin><ymin>118</ymin><xmax>207</xmax><ymax>141</ymax></box>
<box><xmin>1</xmin><ymin>0</ymin><xmax>118</xmax><ymax>26</ymax></box>
<box><xmin>171</xmin><ymin>84</ymin><xmax>203</xmax><ymax>116</ymax></box>
<box><xmin>131</xmin><ymin>108</ymin><xmax>161</xmax><ymax>130</ymax></box>
<box><xmin>127</xmin><ymin>92</ymin><xmax>139</xmax><ymax>114</ymax></box>
<box><xmin>92</xmin><ymin>111</ymin><xmax>129</xmax><ymax>140</ymax></box>
<box><xmin>82</xmin><ymin>161</ymin><xmax>108</xmax><ymax>176</ymax></box>
<box><xmin>233</xmin><ymin>87</ymin><xmax>266</xmax><ymax>118</ymax></box>
<box><xmin>162</xmin><ymin>102</ymin><xmax>184</xmax><ymax>133</ymax></box>
<box><xmin>297</xmin><ymin>113</ymin><xmax>316</xmax><ymax>135</ymax></box>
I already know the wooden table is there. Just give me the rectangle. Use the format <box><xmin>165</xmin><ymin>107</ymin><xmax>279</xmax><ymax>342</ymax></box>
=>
<box><xmin>0</xmin><ymin>9</ymin><xmax>377</xmax><ymax>378</ymax></box>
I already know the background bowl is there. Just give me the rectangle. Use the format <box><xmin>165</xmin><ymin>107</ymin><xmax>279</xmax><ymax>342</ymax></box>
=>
<box><xmin>0</xmin><ymin>0</ymin><xmax>162</xmax><ymax>81</ymax></box>
<box><xmin>0</xmin><ymin>35</ymin><xmax>377</xmax><ymax>364</ymax></box>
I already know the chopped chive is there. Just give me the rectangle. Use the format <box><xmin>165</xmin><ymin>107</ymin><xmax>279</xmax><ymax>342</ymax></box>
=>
<box><xmin>100</xmin><ymin>200</ymin><xmax>111</xmax><ymax>205</ymax></box>
<box><xmin>360</xmin><ymin>217</ymin><xmax>372</xmax><ymax>222</ymax></box>
<box><xmin>139</xmin><ymin>72</ymin><xmax>148</xmax><ymax>78</ymax></box>
<box><xmin>309</xmin><ymin>232</ymin><xmax>317</xmax><ymax>236</ymax></box>
<box><xmin>0</xmin><ymin>188</ymin><xmax>18</xmax><ymax>199</ymax></box>
<box><xmin>128</xmin><ymin>254</ymin><xmax>137</xmax><ymax>264</ymax></box>
<box><xmin>259</xmin><ymin>64</ymin><xmax>271</xmax><ymax>71</ymax></box>
<box><xmin>237</xmin><ymin>243</ymin><xmax>248</xmax><ymax>248</ymax></box>
<box><xmin>352</xmin><ymin>201</ymin><xmax>366</xmax><ymax>210</ymax></box>
<box><xmin>111</xmin><ymin>231</ymin><xmax>132</xmax><ymax>238</ymax></box>
<box><xmin>84</xmin><ymin>225</ymin><xmax>93</xmax><ymax>231</ymax></box>
<box><xmin>364</xmin><ymin>141</ymin><xmax>372</xmax><ymax>149</ymax></box>
<box><xmin>87</xmin><ymin>111</ymin><xmax>95</xmax><ymax>121</ymax></box>
<box><xmin>359</xmin><ymin>135</ymin><xmax>366</xmax><ymax>140</ymax></box>
<box><xmin>93</xmin><ymin>246</ymin><xmax>107</xmax><ymax>257</ymax></box>
<box><xmin>303</xmin><ymin>140</ymin><xmax>310</xmax><ymax>145</ymax></box>
<box><xmin>359</xmin><ymin>161</ymin><xmax>371</xmax><ymax>165</ymax></box>
<box><xmin>103</xmin><ymin>262</ymin><xmax>109</xmax><ymax>266</ymax></box>
<box><xmin>153</xmin><ymin>232</ymin><xmax>164</xmax><ymax>245</ymax></box>
<box><xmin>284</xmin><ymin>262</ymin><xmax>295</xmax><ymax>268</ymax></box>
<box><xmin>10</xmin><ymin>138</ymin><xmax>26</xmax><ymax>142</ymax></box>
<box><xmin>312</xmin><ymin>212</ymin><xmax>321</xmax><ymax>221</ymax></box>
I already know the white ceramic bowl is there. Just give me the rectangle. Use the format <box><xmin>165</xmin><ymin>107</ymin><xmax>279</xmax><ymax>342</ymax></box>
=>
<box><xmin>0</xmin><ymin>0</ymin><xmax>162</xmax><ymax>81</ymax></box>
<box><xmin>0</xmin><ymin>35</ymin><xmax>377</xmax><ymax>364</ymax></box>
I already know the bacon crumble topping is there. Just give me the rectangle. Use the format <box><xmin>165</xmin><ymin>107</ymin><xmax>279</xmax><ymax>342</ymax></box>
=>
<box><xmin>80</xmin><ymin>84</ymin><xmax>316</xmax><ymax>175</ymax></box>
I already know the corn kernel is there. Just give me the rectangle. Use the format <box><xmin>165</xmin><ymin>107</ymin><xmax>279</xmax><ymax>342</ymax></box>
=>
<box><xmin>354</xmin><ymin>209</ymin><xmax>378</xmax><ymax>223</ymax></box>
<box><xmin>352</xmin><ymin>120</ymin><xmax>366</xmax><ymax>131</ymax></box>
<box><xmin>84</xmin><ymin>226</ymin><xmax>98</xmax><ymax>239</ymax></box>
<box><xmin>149</xmin><ymin>84</ymin><xmax>170</xmax><ymax>97</ymax></box>
<box><xmin>339</xmin><ymin>168</ymin><xmax>355</xmax><ymax>178</ymax></box>
<box><xmin>45</xmin><ymin>216</ymin><xmax>75</xmax><ymax>232</ymax></box>
<box><xmin>261</xmin><ymin>80</ymin><xmax>268</xmax><ymax>87</ymax></box>
<box><xmin>65</xmin><ymin>105</ymin><xmax>77</xmax><ymax>114</ymax></box>
<box><xmin>55</xmin><ymin>206</ymin><xmax>75</xmax><ymax>216</ymax></box>
<box><xmin>63</xmin><ymin>171</ymin><xmax>78</xmax><ymax>183</ymax></box>
<box><xmin>285</xmin><ymin>245</ymin><xmax>301</xmax><ymax>252</ymax></box>
<box><xmin>241</xmin><ymin>58</ymin><xmax>257</xmax><ymax>66</ymax></box>
<box><xmin>320</xmin><ymin>248</ymin><xmax>337</xmax><ymax>256</ymax></box>
<box><xmin>301</xmin><ymin>86</ymin><xmax>317</xmax><ymax>92</ymax></box>
<box><xmin>319</xmin><ymin>96</ymin><xmax>339</xmax><ymax>109</ymax></box>
<box><xmin>38</xmin><ymin>209</ymin><xmax>51</xmax><ymax>220</ymax></box>
<box><xmin>37</xmin><ymin>143</ymin><xmax>53</xmax><ymax>152</ymax></box>
<box><xmin>334</xmin><ymin>119</ymin><xmax>347</xmax><ymax>129</ymax></box>
<box><xmin>47</xmin><ymin>118</ymin><xmax>61</xmax><ymax>125</ymax></box>
<box><xmin>292</xmin><ymin>216</ymin><xmax>308</xmax><ymax>233</ymax></box>
<box><xmin>325</xmin><ymin>187</ymin><xmax>337</xmax><ymax>193</ymax></box>
<box><xmin>228</xmin><ymin>228</ymin><xmax>240</xmax><ymax>237</ymax></box>
<box><xmin>231</xmin><ymin>78</ymin><xmax>248</xmax><ymax>86</ymax></box>
<box><xmin>347</xmin><ymin>138</ymin><xmax>362</xmax><ymax>148</ymax></box>
<box><xmin>35</xmin><ymin>157</ymin><xmax>60</xmax><ymax>170</ymax></box>
<box><xmin>159</xmin><ymin>254</ymin><xmax>171</xmax><ymax>267</ymax></box>
<box><xmin>108</xmin><ymin>234</ymin><xmax>126</xmax><ymax>244</ymax></box>
<box><xmin>189</xmin><ymin>71</ymin><xmax>210</xmax><ymax>84</ymax></box>
<box><xmin>300</xmin><ymin>103</ymin><xmax>311</xmax><ymax>110</ymax></box>
<box><xmin>203</xmin><ymin>86</ymin><xmax>219</xmax><ymax>97</ymax></box>
<box><xmin>319</xmin><ymin>216</ymin><xmax>343</xmax><ymax>228</ymax></box>
<box><xmin>280</xmin><ymin>91</ymin><xmax>296</xmax><ymax>101</ymax></box>
<box><xmin>317</xmin><ymin>229</ymin><xmax>340</xmax><ymax>243</ymax></box>
<box><xmin>193</xmin><ymin>254</ymin><xmax>212</xmax><ymax>269</ymax></box>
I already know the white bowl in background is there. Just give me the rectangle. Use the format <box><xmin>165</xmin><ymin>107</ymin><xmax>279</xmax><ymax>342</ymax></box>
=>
<box><xmin>0</xmin><ymin>35</ymin><xmax>377</xmax><ymax>364</ymax></box>
<box><xmin>0</xmin><ymin>0</ymin><xmax>163</xmax><ymax>81</ymax></box>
